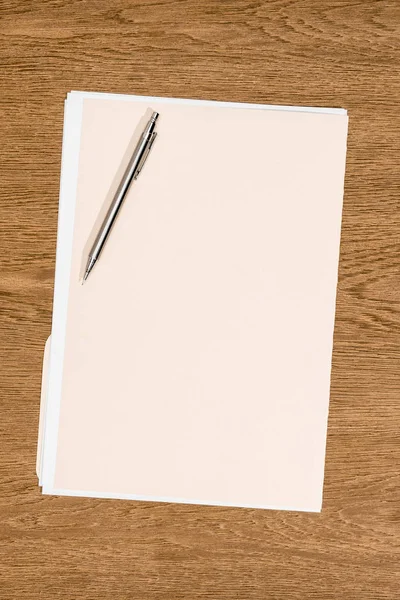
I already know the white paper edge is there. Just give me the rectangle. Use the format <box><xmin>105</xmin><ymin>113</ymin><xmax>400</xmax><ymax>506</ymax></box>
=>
<box><xmin>69</xmin><ymin>90</ymin><xmax>347</xmax><ymax>115</ymax></box>
<box><xmin>36</xmin><ymin>335</ymin><xmax>51</xmax><ymax>484</ymax></box>
<box><xmin>43</xmin><ymin>487</ymin><xmax>320</xmax><ymax>512</ymax></box>
<box><xmin>40</xmin><ymin>90</ymin><xmax>347</xmax><ymax>509</ymax></box>
<box><xmin>41</xmin><ymin>95</ymin><xmax>83</xmax><ymax>491</ymax></box>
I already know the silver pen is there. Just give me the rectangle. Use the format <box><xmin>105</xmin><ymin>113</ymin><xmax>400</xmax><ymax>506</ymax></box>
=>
<box><xmin>83</xmin><ymin>111</ymin><xmax>159</xmax><ymax>282</ymax></box>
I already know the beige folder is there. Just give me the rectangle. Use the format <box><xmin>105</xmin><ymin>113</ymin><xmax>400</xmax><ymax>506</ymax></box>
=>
<box><xmin>38</xmin><ymin>92</ymin><xmax>348</xmax><ymax>511</ymax></box>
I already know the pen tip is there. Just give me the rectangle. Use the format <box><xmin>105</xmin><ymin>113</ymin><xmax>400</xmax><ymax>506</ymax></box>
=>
<box><xmin>151</xmin><ymin>111</ymin><xmax>159</xmax><ymax>122</ymax></box>
<box><xmin>83</xmin><ymin>257</ymin><xmax>96</xmax><ymax>284</ymax></box>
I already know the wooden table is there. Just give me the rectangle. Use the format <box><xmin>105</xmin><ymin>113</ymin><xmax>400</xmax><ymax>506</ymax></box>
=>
<box><xmin>1</xmin><ymin>1</ymin><xmax>399</xmax><ymax>598</ymax></box>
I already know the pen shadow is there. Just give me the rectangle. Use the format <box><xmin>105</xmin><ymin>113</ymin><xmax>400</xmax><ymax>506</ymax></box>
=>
<box><xmin>80</xmin><ymin>107</ymin><xmax>155</xmax><ymax>281</ymax></box>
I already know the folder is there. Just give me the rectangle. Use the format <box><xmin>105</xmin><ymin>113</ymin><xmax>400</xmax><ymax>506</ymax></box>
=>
<box><xmin>38</xmin><ymin>91</ymin><xmax>348</xmax><ymax>511</ymax></box>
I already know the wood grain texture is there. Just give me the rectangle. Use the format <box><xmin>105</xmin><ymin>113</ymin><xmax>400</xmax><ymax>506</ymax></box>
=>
<box><xmin>1</xmin><ymin>0</ymin><xmax>400</xmax><ymax>598</ymax></box>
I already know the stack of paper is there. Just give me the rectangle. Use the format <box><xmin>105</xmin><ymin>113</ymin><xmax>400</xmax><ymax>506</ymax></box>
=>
<box><xmin>37</xmin><ymin>91</ymin><xmax>348</xmax><ymax>512</ymax></box>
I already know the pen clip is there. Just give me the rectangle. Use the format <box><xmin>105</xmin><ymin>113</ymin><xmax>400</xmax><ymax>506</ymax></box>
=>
<box><xmin>134</xmin><ymin>132</ymin><xmax>157</xmax><ymax>180</ymax></box>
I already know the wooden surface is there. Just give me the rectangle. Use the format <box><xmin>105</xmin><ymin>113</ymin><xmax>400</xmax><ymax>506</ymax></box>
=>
<box><xmin>1</xmin><ymin>1</ymin><xmax>400</xmax><ymax>598</ymax></box>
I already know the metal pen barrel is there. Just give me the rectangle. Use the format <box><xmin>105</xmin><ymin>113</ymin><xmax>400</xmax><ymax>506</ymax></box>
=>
<box><xmin>83</xmin><ymin>111</ymin><xmax>159</xmax><ymax>281</ymax></box>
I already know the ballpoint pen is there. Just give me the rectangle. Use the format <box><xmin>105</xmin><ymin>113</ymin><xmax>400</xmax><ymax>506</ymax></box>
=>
<box><xmin>83</xmin><ymin>111</ymin><xmax>159</xmax><ymax>282</ymax></box>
